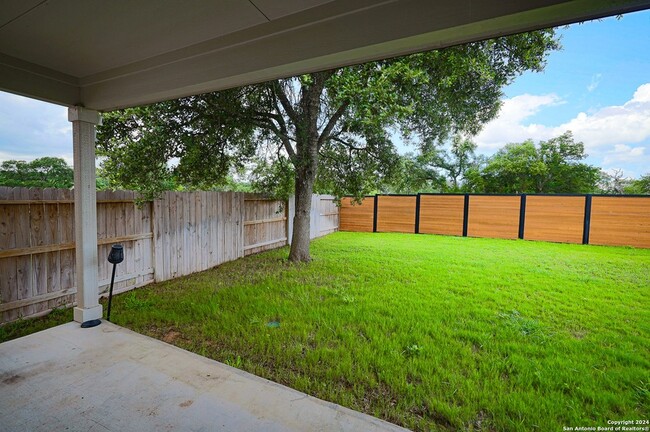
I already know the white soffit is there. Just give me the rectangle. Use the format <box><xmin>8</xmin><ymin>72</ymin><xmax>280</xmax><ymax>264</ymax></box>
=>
<box><xmin>0</xmin><ymin>0</ymin><xmax>648</xmax><ymax>111</ymax></box>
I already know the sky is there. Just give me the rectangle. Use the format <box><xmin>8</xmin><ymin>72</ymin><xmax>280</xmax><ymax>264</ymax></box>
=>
<box><xmin>473</xmin><ymin>10</ymin><xmax>650</xmax><ymax>178</ymax></box>
<box><xmin>0</xmin><ymin>10</ymin><xmax>649</xmax><ymax>178</ymax></box>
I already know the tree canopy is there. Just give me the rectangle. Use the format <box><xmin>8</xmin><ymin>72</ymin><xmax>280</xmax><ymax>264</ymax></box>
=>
<box><xmin>625</xmin><ymin>173</ymin><xmax>650</xmax><ymax>194</ymax></box>
<box><xmin>389</xmin><ymin>132</ymin><xmax>603</xmax><ymax>194</ymax></box>
<box><xmin>390</xmin><ymin>135</ymin><xmax>482</xmax><ymax>193</ymax></box>
<box><xmin>0</xmin><ymin>157</ymin><xmax>74</xmax><ymax>189</ymax></box>
<box><xmin>97</xmin><ymin>30</ymin><xmax>560</xmax><ymax>261</ymax></box>
<box><xmin>464</xmin><ymin>132</ymin><xmax>601</xmax><ymax>194</ymax></box>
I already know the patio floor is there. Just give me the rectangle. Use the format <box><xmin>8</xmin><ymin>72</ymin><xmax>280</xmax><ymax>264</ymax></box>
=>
<box><xmin>0</xmin><ymin>321</ymin><xmax>408</xmax><ymax>432</ymax></box>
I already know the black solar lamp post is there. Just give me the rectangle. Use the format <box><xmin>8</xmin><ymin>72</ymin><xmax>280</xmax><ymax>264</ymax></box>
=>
<box><xmin>106</xmin><ymin>244</ymin><xmax>124</xmax><ymax>322</ymax></box>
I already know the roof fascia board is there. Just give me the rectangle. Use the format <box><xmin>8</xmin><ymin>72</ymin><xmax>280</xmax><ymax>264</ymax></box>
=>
<box><xmin>0</xmin><ymin>53</ymin><xmax>80</xmax><ymax>106</ymax></box>
<box><xmin>82</xmin><ymin>0</ymin><xmax>650</xmax><ymax>111</ymax></box>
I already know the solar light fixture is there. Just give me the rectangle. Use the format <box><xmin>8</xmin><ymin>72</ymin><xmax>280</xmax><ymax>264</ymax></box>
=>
<box><xmin>106</xmin><ymin>244</ymin><xmax>124</xmax><ymax>322</ymax></box>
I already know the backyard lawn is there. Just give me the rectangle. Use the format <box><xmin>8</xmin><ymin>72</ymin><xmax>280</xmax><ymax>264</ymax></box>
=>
<box><xmin>2</xmin><ymin>232</ymin><xmax>649</xmax><ymax>431</ymax></box>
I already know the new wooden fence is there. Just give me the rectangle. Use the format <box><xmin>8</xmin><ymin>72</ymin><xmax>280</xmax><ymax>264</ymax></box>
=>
<box><xmin>0</xmin><ymin>188</ymin><xmax>338</xmax><ymax>323</ymax></box>
<box><xmin>340</xmin><ymin>193</ymin><xmax>650</xmax><ymax>248</ymax></box>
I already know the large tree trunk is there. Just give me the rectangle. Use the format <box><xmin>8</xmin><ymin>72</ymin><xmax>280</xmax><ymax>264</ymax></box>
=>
<box><xmin>286</xmin><ymin>71</ymin><xmax>330</xmax><ymax>263</ymax></box>
<box><xmin>289</xmin><ymin>167</ymin><xmax>316</xmax><ymax>262</ymax></box>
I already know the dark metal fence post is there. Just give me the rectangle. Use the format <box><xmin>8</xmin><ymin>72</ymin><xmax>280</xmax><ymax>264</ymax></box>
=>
<box><xmin>582</xmin><ymin>194</ymin><xmax>593</xmax><ymax>245</ymax></box>
<box><xmin>518</xmin><ymin>194</ymin><xmax>527</xmax><ymax>240</ymax></box>
<box><xmin>372</xmin><ymin>195</ymin><xmax>378</xmax><ymax>233</ymax></box>
<box><xmin>414</xmin><ymin>194</ymin><xmax>421</xmax><ymax>234</ymax></box>
<box><xmin>462</xmin><ymin>194</ymin><xmax>470</xmax><ymax>237</ymax></box>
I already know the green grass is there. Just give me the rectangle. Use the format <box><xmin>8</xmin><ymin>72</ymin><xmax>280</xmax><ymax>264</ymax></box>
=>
<box><xmin>2</xmin><ymin>232</ymin><xmax>649</xmax><ymax>431</ymax></box>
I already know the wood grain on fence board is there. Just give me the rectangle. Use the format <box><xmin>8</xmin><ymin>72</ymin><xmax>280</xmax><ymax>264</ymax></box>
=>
<box><xmin>318</xmin><ymin>197</ymin><xmax>338</xmax><ymax>236</ymax></box>
<box><xmin>16</xmin><ymin>188</ymin><xmax>33</xmax><ymax>318</ymax></box>
<box><xmin>244</xmin><ymin>195</ymin><xmax>287</xmax><ymax>255</ymax></box>
<box><xmin>590</xmin><ymin>197</ymin><xmax>650</xmax><ymax>248</ymax></box>
<box><xmin>467</xmin><ymin>196</ymin><xmax>520</xmax><ymax>240</ymax></box>
<box><xmin>524</xmin><ymin>196</ymin><xmax>584</xmax><ymax>244</ymax></box>
<box><xmin>377</xmin><ymin>196</ymin><xmax>417</xmax><ymax>233</ymax></box>
<box><xmin>0</xmin><ymin>188</ymin><xmax>336</xmax><ymax>323</ymax></box>
<box><xmin>0</xmin><ymin>188</ymin><xmax>18</xmax><ymax>322</ymax></box>
<box><xmin>58</xmin><ymin>189</ymin><xmax>75</xmax><ymax>313</ymax></box>
<box><xmin>419</xmin><ymin>195</ymin><xmax>464</xmax><ymax>236</ymax></box>
<box><xmin>339</xmin><ymin>197</ymin><xmax>374</xmax><ymax>232</ymax></box>
<box><xmin>43</xmin><ymin>189</ymin><xmax>61</xmax><ymax>312</ymax></box>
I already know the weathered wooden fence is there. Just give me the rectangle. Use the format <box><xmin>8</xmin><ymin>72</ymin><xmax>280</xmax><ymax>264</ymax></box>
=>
<box><xmin>340</xmin><ymin>193</ymin><xmax>650</xmax><ymax>248</ymax></box>
<box><xmin>287</xmin><ymin>195</ymin><xmax>339</xmax><ymax>243</ymax></box>
<box><xmin>0</xmin><ymin>188</ymin><xmax>338</xmax><ymax>323</ymax></box>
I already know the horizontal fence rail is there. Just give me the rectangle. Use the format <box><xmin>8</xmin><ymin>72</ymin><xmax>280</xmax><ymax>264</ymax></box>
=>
<box><xmin>0</xmin><ymin>188</ymin><xmax>338</xmax><ymax>324</ymax></box>
<box><xmin>340</xmin><ymin>193</ymin><xmax>650</xmax><ymax>249</ymax></box>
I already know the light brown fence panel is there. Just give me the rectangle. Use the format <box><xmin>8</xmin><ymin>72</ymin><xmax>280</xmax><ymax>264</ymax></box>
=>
<box><xmin>153</xmin><ymin>191</ymin><xmax>245</xmax><ymax>281</ymax></box>
<box><xmin>419</xmin><ymin>195</ymin><xmax>464</xmax><ymax>236</ymax></box>
<box><xmin>524</xmin><ymin>196</ymin><xmax>584</xmax><ymax>244</ymax></box>
<box><xmin>377</xmin><ymin>195</ymin><xmax>416</xmax><ymax>233</ymax></box>
<box><xmin>590</xmin><ymin>197</ymin><xmax>650</xmax><ymax>248</ymax></box>
<box><xmin>0</xmin><ymin>188</ymin><xmax>154</xmax><ymax>322</ymax></box>
<box><xmin>340</xmin><ymin>197</ymin><xmax>374</xmax><ymax>232</ymax></box>
<box><xmin>0</xmin><ymin>187</ymin><xmax>20</xmax><ymax>322</ymax></box>
<box><xmin>468</xmin><ymin>195</ymin><xmax>519</xmax><ymax>239</ymax></box>
<box><xmin>1</xmin><ymin>189</ymin><xmax>336</xmax><ymax>324</ymax></box>
<box><xmin>229</xmin><ymin>192</ymin><xmax>245</xmax><ymax>263</ymax></box>
<box><xmin>55</xmin><ymin>189</ymin><xmax>75</xmax><ymax>315</ymax></box>
<box><xmin>96</xmin><ymin>190</ymin><xmax>155</xmax><ymax>297</ymax></box>
<box><xmin>244</xmin><ymin>196</ymin><xmax>287</xmax><ymax>256</ymax></box>
<box><xmin>28</xmin><ymin>188</ymin><xmax>46</xmax><ymax>316</ymax></box>
<box><xmin>14</xmin><ymin>188</ymin><xmax>32</xmax><ymax>318</ymax></box>
<box><xmin>316</xmin><ymin>195</ymin><xmax>339</xmax><ymax>237</ymax></box>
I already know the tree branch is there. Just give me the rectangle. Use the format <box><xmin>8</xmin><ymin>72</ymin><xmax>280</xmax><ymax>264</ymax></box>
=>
<box><xmin>269</xmin><ymin>94</ymin><xmax>297</xmax><ymax>163</ymax></box>
<box><xmin>331</xmin><ymin>136</ymin><xmax>367</xmax><ymax>152</ymax></box>
<box><xmin>273</xmin><ymin>81</ymin><xmax>299</xmax><ymax>123</ymax></box>
<box><xmin>318</xmin><ymin>100</ymin><xmax>349</xmax><ymax>149</ymax></box>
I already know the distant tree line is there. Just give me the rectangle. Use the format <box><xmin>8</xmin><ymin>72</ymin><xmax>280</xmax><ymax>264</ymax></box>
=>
<box><xmin>1</xmin><ymin>141</ymin><xmax>648</xmax><ymax>195</ymax></box>
<box><xmin>388</xmin><ymin>131</ymin><xmax>649</xmax><ymax>195</ymax></box>
<box><xmin>0</xmin><ymin>157</ymin><xmax>74</xmax><ymax>189</ymax></box>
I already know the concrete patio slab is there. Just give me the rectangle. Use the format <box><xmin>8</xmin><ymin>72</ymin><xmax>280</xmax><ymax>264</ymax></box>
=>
<box><xmin>0</xmin><ymin>321</ymin><xmax>408</xmax><ymax>432</ymax></box>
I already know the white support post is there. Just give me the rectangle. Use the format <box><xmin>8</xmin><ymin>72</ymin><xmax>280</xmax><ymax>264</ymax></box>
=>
<box><xmin>69</xmin><ymin>107</ymin><xmax>102</xmax><ymax>324</ymax></box>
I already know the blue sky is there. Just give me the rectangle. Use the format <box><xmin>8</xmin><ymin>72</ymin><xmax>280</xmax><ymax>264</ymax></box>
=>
<box><xmin>0</xmin><ymin>10</ymin><xmax>649</xmax><ymax>178</ymax></box>
<box><xmin>473</xmin><ymin>10</ymin><xmax>650</xmax><ymax>177</ymax></box>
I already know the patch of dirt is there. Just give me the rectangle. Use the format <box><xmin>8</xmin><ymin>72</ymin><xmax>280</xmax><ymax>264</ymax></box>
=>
<box><xmin>179</xmin><ymin>400</ymin><xmax>194</xmax><ymax>408</ymax></box>
<box><xmin>466</xmin><ymin>410</ymin><xmax>497</xmax><ymax>432</ymax></box>
<box><xmin>2</xmin><ymin>374</ymin><xmax>24</xmax><ymax>385</ymax></box>
<box><xmin>406</xmin><ymin>373</ymin><xmax>422</xmax><ymax>386</ymax></box>
<box><xmin>571</xmin><ymin>329</ymin><xmax>588</xmax><ymax>339</ymax></box>
<box><xmin>163</xmin><ymin>330</ymin><xmax>182</xmax><ymax>344</ymax></box>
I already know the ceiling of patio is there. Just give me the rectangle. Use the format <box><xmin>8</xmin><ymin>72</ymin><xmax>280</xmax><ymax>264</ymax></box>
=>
<box><xmin>1</xmin><ymin>0</ymin><xmax>649</xmax><ymax>111</ymax></box>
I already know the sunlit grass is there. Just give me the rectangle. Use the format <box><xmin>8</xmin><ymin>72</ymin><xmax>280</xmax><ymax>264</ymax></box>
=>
<box><xmin>2</xmin><ymin>232</ymin><xmax>649</xmax><ymax>431</ymax></box>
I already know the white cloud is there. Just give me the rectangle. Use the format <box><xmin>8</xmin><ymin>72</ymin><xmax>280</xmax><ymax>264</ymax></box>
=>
<box><xmin>557</xmin><ymin>84</ymin><xmax>650</xmax><ymax>148</ymax></box>
<box><xmin>473</xmin><ymin>84</ymin><xmax>650</xmax><ymax>177</ymax></box>
<box><xmin>475</xmin><ymin>83</ymin><xmax>650</xmax><ymax>151</ymax></box>
<box><xmin>473</xmin><ymin>94</ymin><xmax>560</xmax><ymax>149</ymax></box>
<box><xmin>587</xmin><ymin>73</ymin><xmax>602</xmax><ymax>92</ymax></box>
<box><xmin>0</xmin><ymin>92</ymin><xmax>72</xmax><ymax>163</ymax></box>
<box><xmin>603</xmin><ymin>144</ymin><xmax>646</xmax><ymax>165</ymax></box>
<box><xmin>600</xmin><ymin>145</ymin><xmax>649</xmax><ymax>176</ymax></box>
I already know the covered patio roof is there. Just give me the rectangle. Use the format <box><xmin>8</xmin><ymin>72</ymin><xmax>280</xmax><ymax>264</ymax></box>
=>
<box><xmin>2</xmin><ymin>0</ymin><xmax>650</xmax><ymax>111</ymax></box>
